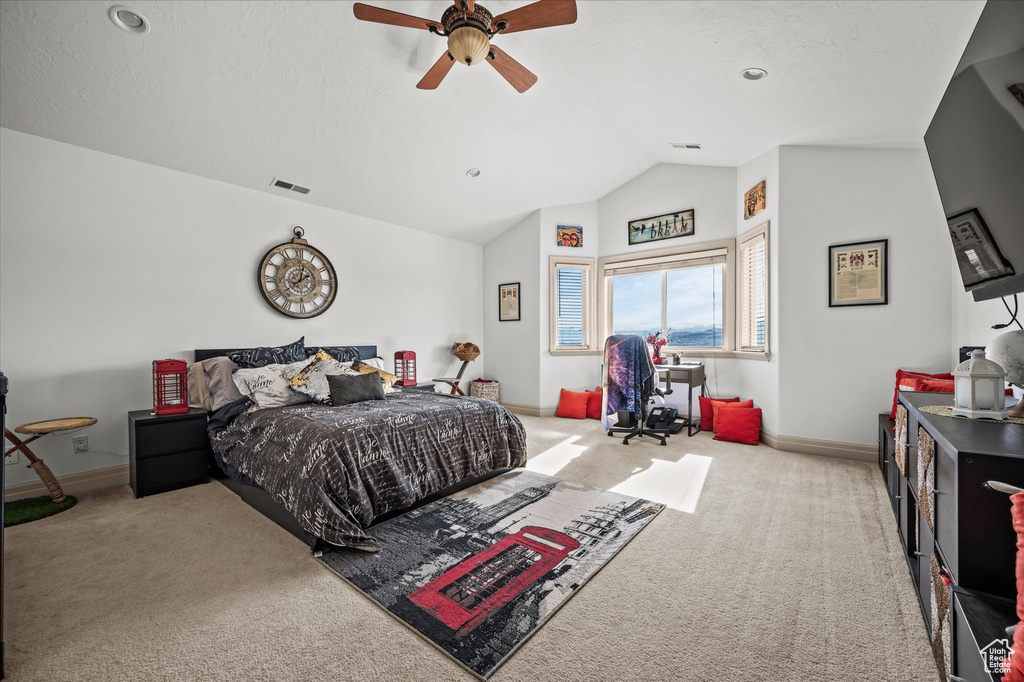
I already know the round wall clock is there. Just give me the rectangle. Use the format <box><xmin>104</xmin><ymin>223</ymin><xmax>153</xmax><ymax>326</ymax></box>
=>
<box><xmin>257</xmin><ymin>226</ymin><xmax>337</xmax><ymax>318</ymax></box>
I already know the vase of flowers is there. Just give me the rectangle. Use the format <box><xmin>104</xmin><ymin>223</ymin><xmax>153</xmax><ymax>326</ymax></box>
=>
<box><xmin>646</xmin><ymin>331</ymin><xmax>667</xmax><ymax>366</ymax></box>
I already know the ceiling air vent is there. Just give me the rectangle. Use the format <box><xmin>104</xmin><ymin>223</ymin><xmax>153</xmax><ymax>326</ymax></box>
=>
<box><xmin>270</xmin><ymin>178</ymin><xmax>311</xmax><ymax>195</ymax></box>
<box><xmin>670</xmin><ymin>143</ymin><xmax>702</xmax><ymax>150</ymax></box>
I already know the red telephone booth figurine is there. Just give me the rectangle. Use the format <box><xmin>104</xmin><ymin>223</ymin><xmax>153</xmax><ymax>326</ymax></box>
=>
<box><xmin>394</xmin><ymin>350</ymin><xmax>417</xmax><ymax>387</ymax></box>
<box><xmin>153</xmin><ymin>359</ymin><xmax>189</xmax><ymax>415</ymax></box>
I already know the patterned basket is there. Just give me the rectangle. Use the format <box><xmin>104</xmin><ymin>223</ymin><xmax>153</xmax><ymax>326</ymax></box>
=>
<box><xmin>470</xmin><ymin>380</ymin><xmax>499</xmax><ymax>401</ymax></box>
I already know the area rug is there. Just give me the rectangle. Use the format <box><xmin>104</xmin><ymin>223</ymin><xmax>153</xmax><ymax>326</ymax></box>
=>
<box><xmin>318</xmin><ymin>469</ymin><xmax>664</xmax><ymax>679</ymax></box>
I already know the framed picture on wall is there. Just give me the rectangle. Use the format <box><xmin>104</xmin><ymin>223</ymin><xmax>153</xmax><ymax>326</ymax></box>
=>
<box><xmin>498</xmin><ymin>282</ymin><xmax>521</xmax><ymax>321</ymax></box>
<box><xmin>557</xmin><ymin>225</ymin><xmax>583</xmax><ymax>247</ymax></box>
<box><xmin>744</xmin><ymin>180</ymin><xmax>766</xmax><ymax>220</ymax></box>
<box><xmin>627</xmin><ymin>209</ymin><xmax>695</xmax><ymax>245</ymax></box>
<box><xmin>828</xmin><ymin>239</ymin><xmax>888</xmax><ymax>307</ymax></box>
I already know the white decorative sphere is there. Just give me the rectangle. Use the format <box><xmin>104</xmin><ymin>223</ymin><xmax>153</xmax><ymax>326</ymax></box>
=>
<box><xmin>987</xmin><ymin>330</ymin><xmax>1024</xmax><ymax>387</ymax></box>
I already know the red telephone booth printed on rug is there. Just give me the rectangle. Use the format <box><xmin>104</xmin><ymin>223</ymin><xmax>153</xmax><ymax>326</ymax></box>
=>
<box><xmin>408</xmin><ymin>526</ymin><xmax>579</xmax><ymax>636</ymax></box>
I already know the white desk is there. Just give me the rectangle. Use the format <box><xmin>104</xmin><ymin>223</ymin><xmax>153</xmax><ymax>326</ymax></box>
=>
<box><xmin>654</xmin><ymin>364</ymin><xmax>705</xmax><ymax>436</ymax></box>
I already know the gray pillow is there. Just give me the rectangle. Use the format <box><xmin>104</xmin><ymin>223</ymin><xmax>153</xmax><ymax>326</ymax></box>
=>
<box><xmin>328</xmin><ymin>373</ymin><xmax>385</xmax><ymax>406</ymax></box>
<box><xmin>202</xmin><ymin>357</ymin><xmax>245</xmax><ymax>411</ymax></box>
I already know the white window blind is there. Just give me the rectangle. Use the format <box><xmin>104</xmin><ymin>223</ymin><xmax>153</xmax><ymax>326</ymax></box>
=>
<box><xmin>738</xmin><ymin>230</ymin><xmax>767</xmax><ymax>351</ymax></box>
<box><xmin>554</xmin><ymin>262</ymin><xmax>592</xmax><ymax>349</ymax></box>
<box><xmin>603</xmin><ymin>248</ymin><xmax>728</xmax><ymax>277</ymax></box>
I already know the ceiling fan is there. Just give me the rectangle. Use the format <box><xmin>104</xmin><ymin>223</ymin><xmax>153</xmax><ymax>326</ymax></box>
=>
<box><xmin>352</xmin><ymin>0</ymin><xmax>578</xmax><ymax>93</ymax></box>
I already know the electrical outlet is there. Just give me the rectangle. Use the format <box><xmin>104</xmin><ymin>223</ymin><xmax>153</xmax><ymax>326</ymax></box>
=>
<box><xmin>5</xmin><ymin>452</ymin><xmax>18</xmax><ymax>465</ymax></box>
<box><xmin>73</xmin><ymin>436</ymin><xmax>89</xmax><ymax>453</ymax></box>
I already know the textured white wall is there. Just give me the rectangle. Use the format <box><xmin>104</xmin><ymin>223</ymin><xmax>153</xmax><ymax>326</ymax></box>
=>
<box><xmin>538</xmin><ymin>201</ymin><xmax>602</xmax><ymax>410</ymax></box>
<box><xmin>481</xmin><ymin>211</ymin><xmax>541</xmax><ymax>407</ymax></box>
<box><xmin>776</xmin><ymin>146</ymin><xmax>951</xmax><ymax>444</ymax></box>
<box><xmin>734</xmin><ymin>147</ymin><xmax>780</xmax><ymax>434</ymax></box>
<box><xmin>0</xmin><ymin>128</ymin><xmax>484</xmax><ymax>487</ymax></box>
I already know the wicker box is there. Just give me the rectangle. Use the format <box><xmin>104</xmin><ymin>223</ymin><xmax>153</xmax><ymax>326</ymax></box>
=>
<box><xmin>470</xmin><ymin>380</ymin><xmax>500</xmax><ymax>401</ymax></box>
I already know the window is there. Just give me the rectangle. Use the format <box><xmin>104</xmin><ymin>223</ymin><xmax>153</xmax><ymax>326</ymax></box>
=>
<box><xmin>549</xmin><ymin>257</ymin><xmax>596</xmax><ymax>352</ymax></box>
<box><xmin>602</xmin><ymin>245</ymin><xmax>730</xmax><ymax>351</ymax></box>
<box><xmin>737</xmin><ymin>222</ymin><xmax>769</xmax><ymax>354</ymax></box>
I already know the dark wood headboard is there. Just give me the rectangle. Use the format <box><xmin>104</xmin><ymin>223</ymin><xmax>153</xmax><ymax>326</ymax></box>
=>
<box><xmin>193</xmin><ymin>345</ymin><xmax>377</xmax><ymax>362</ymax></box>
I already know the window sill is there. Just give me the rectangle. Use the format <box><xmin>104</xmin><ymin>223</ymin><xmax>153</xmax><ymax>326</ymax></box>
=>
<box><xmin>667</xmin><ymin>349</ymin><xmax>772</xmax><ymax>361</ymax></box>
<box><xmin>548</xmin><ymin>348</ymin><xmax>603</xmax><ymax>357</ymax></box>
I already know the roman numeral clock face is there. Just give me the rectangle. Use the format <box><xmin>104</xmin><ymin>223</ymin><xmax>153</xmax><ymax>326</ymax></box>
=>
<box><xmin>258</xmin><ymin>232</ymin><xmax>337</xmax><ymax>318</ymax></box>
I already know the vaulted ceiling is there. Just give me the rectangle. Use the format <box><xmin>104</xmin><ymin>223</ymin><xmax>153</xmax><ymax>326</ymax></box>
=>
<box><xmin>0</xmin><ymin>0</ymin><xmax>983</xmax><ymax>243</ymax></box>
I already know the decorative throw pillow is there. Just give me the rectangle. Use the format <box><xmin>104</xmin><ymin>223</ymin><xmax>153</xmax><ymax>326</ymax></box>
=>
<box><xmin>586</xmin><ymin>386</ymin><xmax>604</xmax><ymax>420</ymax></box>
<box><xmin>555</xmin><ymin>389</ymin><xmax>589</xmax><ymax>419</ymax></box>
<box><xmin>1001</xmin><ymin>491</ymin><xmax>1024</xmax><ymax>682</ymax></box>
<box><xmin>698</xmin><ymin>396</ymin><xmax>739</xmax><ymax>432</ymax></box>
<box><xmin>286</xmin><ymin>350</ymin><xmax>359</xmax><ymax>403</ymax></box>
<box><xmin>203</xmin><ymin>357</ymin><xmax>245</xmax><ymax>411</ymax></box>
<box><xmin>890</xmin><ymin>370</ymin><xmax>954</xmax><ymax>418</ymax></box>
<box><xmin>327</xmin><ymin>372</ymin><xmax>385</xmax><ymax>406</ymax></box>
<box><xmin>233</xmin><ymin>360</ymin><xmax>311</xmax><ymax>410</ymax></box>
<box><xmin>229</xmin><ymin>337</ymin><xmax>305</xmax><ymax>368</ymax></box>
<box><xmin>714</xmin><ymin>407</ymin><xmax>762</xmax><ymax>445</ymax></box>
<box><xmin>187</xmin><ymin>362</ymin><xmax>212</xmax><ymax>411</ymax></box>
<box><xmin>307</xmin><ymin>346</ymin><xmax>362</xmax><ymax>364</ymax></box>
<box><xmin>352</xmin><ymin>360</ymin><xmax>400</xmax><ymax>393</ymax></box>
<box><xmin>712</xmin><ymin>399</ymin><xmax>754</xmax><ymax>432</ymax></box>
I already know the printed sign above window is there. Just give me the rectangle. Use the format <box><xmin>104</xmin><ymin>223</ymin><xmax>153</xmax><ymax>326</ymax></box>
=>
<box><xmin>627</xmin><ymin>209</ymin><xmax>695</xmax><ymax>246</ymax></box>
<box><xmin>556</xmin><ymin>225</ymin><xmax>583</xmax><ymax>248</ymax></box>
<box><xmin>744</xmin><ymin>181</ymin><xmax>766</xmax><ymax>220</ymax></box>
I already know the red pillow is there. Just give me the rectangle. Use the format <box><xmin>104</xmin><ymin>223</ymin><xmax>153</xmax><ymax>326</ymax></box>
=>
<box><xmin>1003</xmin><ymin>491</ymin><xmax>1024</xmax><ymax>682</ymax></box>
<box><xmin>555</xmin><ymin>388</ymin><xmax>589</xmax><ymax>419</ymax></box>
<box><xmin>911</xmin><ymin>378</ymin><xmax>954</xmax><ymax>393</ymax></box>
<box><xmin>713</xmin><ymin>400</ymin><xmax>753</xmax><ymax>432</ymax></box>
<box><xmin>698</xmin><ymin>396</ymin><xmax>739</xmax><ymax>431</ymax></box>
<box><xmin>714</xmin><ymin>407</ymin><xmax>762</xmax><ymax>445</ymax></box>
<box><xmin>586</xmin><ymin>386</ymin><xmax>603</xmax><ymax>420</ymax></box>
<box><xmin>889</xmin><ymin>370</ymin><xmax>954</xmax><ymax>418</ymax></box>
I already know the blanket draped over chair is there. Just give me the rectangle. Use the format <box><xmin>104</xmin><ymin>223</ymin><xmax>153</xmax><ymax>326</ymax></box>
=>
<box><xmin>601</xmin><ymin>334</ymin><xmax>655</xmax><ymax>430</ymax></box>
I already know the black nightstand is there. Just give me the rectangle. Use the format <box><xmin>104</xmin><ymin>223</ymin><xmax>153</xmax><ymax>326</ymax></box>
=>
<box><xmin>128</xmin><ymin>408</ymin><xmax>210</xmax><ymax>498</ymax></box>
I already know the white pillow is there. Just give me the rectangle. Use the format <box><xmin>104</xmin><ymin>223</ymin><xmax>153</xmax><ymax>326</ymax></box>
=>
<box><xmin>233</xmin><ymin>360</ymin><xmax>311</xmax><ymax>410</ymax></box>
<box><xmin>359</xmin><ymin>356</ymin><xmax>385</xmax><ymax>371</ymax></box>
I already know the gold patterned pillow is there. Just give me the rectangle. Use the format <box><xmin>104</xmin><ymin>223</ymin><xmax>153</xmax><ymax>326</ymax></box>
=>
<box><xmin>286</xmin><ymin>350</ymin><xmax>358</xmax><ymax>403</ymax></box>
<box><xmin>352</xmin><ymin>360</ymin><xmax>400</xmax><ymax>394</ymax></box>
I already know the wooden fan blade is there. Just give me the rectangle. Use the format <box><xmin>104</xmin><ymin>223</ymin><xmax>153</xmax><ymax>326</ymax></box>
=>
<box><xmin>486</xmin><ymin>45</ymin><xmax>538</xmax><ymax>93</ymax></box>
<box><xmin>492</xmin><ymin>0</ymin><xmax>577</xmax><ymax>34</ymax></box>
<box><xmin>417</xmin><ymin>51</ymin><xmax>456</xmax><ymax>90</ymax></box>
<box><xmin>352</xmin><ymin>3</ymin><xmax>443</xmax><ymax>31</ymax></box>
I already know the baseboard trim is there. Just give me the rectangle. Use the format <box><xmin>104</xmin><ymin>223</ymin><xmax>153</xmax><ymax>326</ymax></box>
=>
<box><xmin>500</xmin><ymin>402</ymin><xmax>556</xmax><ymax>418</ymax></box>
<box><xmin>4</xmin><ymin>464</ymin><xmax>129</xmax><ymax>501</ymax></box>
<box><xmin>764</xmin><ymin>431</ymin><xmax>875</xmax><ymax>462</ymax></box>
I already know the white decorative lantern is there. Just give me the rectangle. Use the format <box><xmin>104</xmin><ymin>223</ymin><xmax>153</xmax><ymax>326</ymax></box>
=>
<box><xmin>952</xmin><ymin>349</ymin><xmax>1008</xmax><ymax>420</ymax></box>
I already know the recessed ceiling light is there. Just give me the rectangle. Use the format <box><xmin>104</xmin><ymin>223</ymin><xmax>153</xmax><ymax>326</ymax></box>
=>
<box><xmin>466</xmin><ymin>168</ymin><xmax>481</xmax><ymax>178</ymax></box>
<box><xmin>670</xmin><ymin>143</ymin><xmax>702</xmax><ymax>150</ymax></box>
<box><xmin>741</xmin><ymin>68</ymin><xmax>768</xmax><ymax>81</ymax></box>
<box><xmin>108</xmin><ymin>5</ymin><xmax>150</xmax><ymax>35</ymax></box>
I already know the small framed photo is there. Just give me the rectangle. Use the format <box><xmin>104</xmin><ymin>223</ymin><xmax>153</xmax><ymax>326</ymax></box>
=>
<box><xmin>557</xmin><ymin>225</ymin><xmax>583</xmax><ymax>248</ymax></box>
<box><xmin>744</xmin><ymin>181</ymin><xmax>766</xmax><ymax>220</ymax></box>
<box><xmin>498</xmin><ymin>282</ymin><xmax>520</xmax><ymax>321</ymax></box>
<box><xmin>828</xmin><ymin>239</ymin><xmax>888</xmax><ymax>307</ymax></box>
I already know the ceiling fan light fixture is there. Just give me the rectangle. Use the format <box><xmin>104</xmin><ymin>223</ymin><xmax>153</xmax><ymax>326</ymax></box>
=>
<box><xmin>447</xmin><ymin>26</ymin><xmax>490</xmax><ymax>66</ymax></box>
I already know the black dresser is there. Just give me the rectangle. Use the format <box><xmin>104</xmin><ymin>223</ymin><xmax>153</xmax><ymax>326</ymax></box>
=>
<box><xmin>128</xmin><ymin>408</ymin><xmax>210</xmax><ymax>498</ymax></box>
<box><xmin>879</xmin><ymin>392</ymin><xmax>1023</xmax><ymax>681</ymax></box>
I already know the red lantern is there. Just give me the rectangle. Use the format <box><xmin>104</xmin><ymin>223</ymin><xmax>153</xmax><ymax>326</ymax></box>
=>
<box><xmin>153</xmin><ymin>359</ymin><xmax>189</xmax><ymax>415</ymax></box>
<box><xmin>394</xmin><ymin>350</ymin><xmax>417</xmax><ymax>387</ymax></box>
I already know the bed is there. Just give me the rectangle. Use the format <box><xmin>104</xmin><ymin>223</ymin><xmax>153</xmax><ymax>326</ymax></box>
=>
<box><xmin>195</xmin><ymin>345</ymin><xmax>527</xmax><ymax>554</ymax></box>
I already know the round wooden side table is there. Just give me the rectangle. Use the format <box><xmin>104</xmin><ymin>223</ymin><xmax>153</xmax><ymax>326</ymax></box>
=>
<box><xmin>3</xmin><ymin>417</ymin><xmax>97</xmax><ymax>503</ymax></box>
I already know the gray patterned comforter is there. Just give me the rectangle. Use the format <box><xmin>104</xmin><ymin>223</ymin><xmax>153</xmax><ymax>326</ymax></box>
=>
<box><xmin>208</xmin><ymin>391</ymin><xmax>527</xmax><ymax>550</ymax></box>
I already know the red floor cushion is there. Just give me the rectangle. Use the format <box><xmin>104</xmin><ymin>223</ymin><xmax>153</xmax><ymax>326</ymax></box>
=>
<box><xmin>890</xmin><ymin>370</ymin><xmax>954</xmax><ymax>418</ymax></box>
<box><xmin>698</xmin><ymin>396</ymin><xmax>739</xmax><ymax>431</ymax></box>
<box><xmin>586</xmin><ymin>386</ymin><xmax>603</xmax><ymax>420</ymax></box>
<box><xmin>714</xmin><ymin>407</ymin><xmax>762</xmax><ymax>445</ymax></box>
<box><xmin>712</xmin><ymin>399</ymin><xmax>753</xmax><ymax>432</ymax></box>
<box><xmin>555</xmin><ymin>388</ymin><xmax>589</xmax><ymax>419</ymax></box>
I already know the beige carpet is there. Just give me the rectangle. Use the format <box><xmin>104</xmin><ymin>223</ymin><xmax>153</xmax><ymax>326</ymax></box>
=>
<box><xmin>4</xmin><ymin>417</ymin><xmax>936</xmax><ymax>681</ymax></box>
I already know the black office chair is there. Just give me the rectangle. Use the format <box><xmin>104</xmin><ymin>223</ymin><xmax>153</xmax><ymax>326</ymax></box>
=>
<box><xmin>603</xmin><ymin>334</ymin><xmax>671</xmax><ymax>446</ymax></box>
